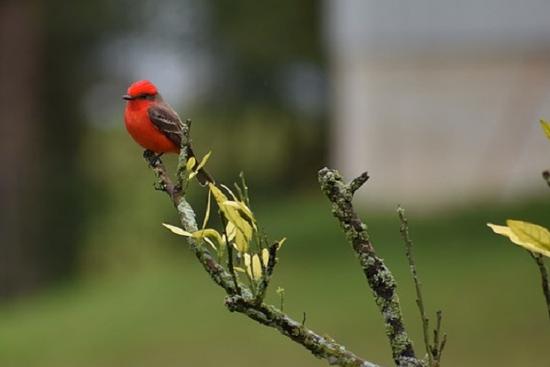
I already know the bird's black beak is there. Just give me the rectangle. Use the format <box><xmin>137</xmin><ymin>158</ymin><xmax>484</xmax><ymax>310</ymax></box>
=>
<box><xmin>122</xmin><ymin>94</ymin><xmax>134</xmax><ymax>100</ymax></box>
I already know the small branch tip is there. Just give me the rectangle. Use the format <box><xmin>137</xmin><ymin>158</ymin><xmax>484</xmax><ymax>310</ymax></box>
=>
<box><xmin>349</xmin><ymin>171</ymin><xmax>369</xmax><ymax>194</ymax></box>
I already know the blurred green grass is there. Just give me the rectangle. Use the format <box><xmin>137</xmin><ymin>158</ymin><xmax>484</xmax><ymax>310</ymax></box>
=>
<box><xmin>0</xmin><ymin>193</ymin><xmax>549</xmax><ymax>367</ymax></box>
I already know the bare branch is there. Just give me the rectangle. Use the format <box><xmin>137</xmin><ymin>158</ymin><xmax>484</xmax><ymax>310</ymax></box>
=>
<box><xmin>397</xmin><ymin>206</ymin><xmax>431</xmax><ymax>366</ymax></box>
<box><xmin>318</xmin><ymin>168</ymin><xmax>424</xmax><ymax>367</ymax></box>
<box><xmin>432</xmin><ymin>311</ymin><xmax>447</xmax><ymax>366</ymax></box>
<box><xmin>349</xmin><ymin>171</ymin><xmax>370</xmax><ymax>194</ymax></box>
<box><xmin>529</xmin><ymin>252</ymin><xmax>550</xmax><ymax>320</ymax></box>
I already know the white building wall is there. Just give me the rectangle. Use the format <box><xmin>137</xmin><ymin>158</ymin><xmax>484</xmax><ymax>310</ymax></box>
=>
<box><xmin>325</xmin><ymin>0</ymin><xmax>550</xmax><ymax>207</ymax></box>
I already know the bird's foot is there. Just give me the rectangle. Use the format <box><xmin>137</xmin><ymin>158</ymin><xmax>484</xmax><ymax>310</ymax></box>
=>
<box><xmin>143</xmin><ymin>150</ymin><xmax>163</xmax><ymax>167</ymax></box>
<box><xmin>153</xmin><ymin>181</ymin><xmax>166</xmax><ymax>192</ymax></box>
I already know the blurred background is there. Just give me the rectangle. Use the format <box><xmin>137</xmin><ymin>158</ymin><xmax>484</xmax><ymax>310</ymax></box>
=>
<box><xmin>1</xmin><ymin>1</ymin><xmax>549</xmax><ymax>366</ymax></box>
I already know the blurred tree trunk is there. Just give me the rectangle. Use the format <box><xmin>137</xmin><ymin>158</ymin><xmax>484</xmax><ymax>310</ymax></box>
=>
<box><xmin>0</xmin><ymin>0</ymin><xmax>123</xmax><ymax>299</ymax></box>
<box><xmin>0</xmin><ymin>1</ymin><xmax>42</xmax><ymax>298</ymax></box>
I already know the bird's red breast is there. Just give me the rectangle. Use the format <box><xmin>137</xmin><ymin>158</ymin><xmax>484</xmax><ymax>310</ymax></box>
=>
<box><xmin>123</xmin><ymin>80</ymin><xmax>180</xmax><ymax>153</ymax></box>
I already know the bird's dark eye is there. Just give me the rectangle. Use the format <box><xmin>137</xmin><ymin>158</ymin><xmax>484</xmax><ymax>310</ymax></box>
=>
<box><xmin>137</xmin><ymin>93</ymin><xmax>155</xmax><ymax>100</ymax></box>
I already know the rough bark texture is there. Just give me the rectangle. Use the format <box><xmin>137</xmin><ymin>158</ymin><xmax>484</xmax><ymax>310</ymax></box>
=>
<box><xmin>318</xmin><ymin>168</ymin><xmax>424</xmax><ymax>367</ymax></box>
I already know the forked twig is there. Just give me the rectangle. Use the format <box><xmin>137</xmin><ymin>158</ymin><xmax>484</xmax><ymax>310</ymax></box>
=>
<box><xmin>398</xmin><ymin>206</ymin><xmax>446</xmax><ymax>366</ymax></box>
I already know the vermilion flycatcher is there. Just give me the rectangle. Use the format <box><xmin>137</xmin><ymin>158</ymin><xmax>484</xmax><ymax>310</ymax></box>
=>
<box><xmin>123</xmin><ymin>80</ymin><xmax>211</xmax><ymax>185</ymax></box>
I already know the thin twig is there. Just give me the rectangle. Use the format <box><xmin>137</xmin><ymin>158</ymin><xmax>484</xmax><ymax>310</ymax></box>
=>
<box><xmin>255</xmin><ymin>242</ymin><xmax>279</xmax><ymax>304</ymax></box>
<box><xmin>430</xmin><ymin>311</ymin><xmax>448</xmax><ymax>363</ymax></box>
<box><xmin>277</xmin><ymin>287</ymin><xmax>285</xmax><ymax>312</ymax></box>
<box><xmin>397</xmin><ymin>206</ymin><xmax>432</xmax><ymax>366</ymax></box>
<box><xmin>319</xmin><ymin>168</ymin><xmax>423</xmax><ymax>367</ymax></box>
<box><xmin>432</xmin><ymin>311</ymin><xmax>441</xmax><ymax>354</ymax></box>
<box><xmin>438</xmin><ymin>335</ymin><xmax>447</xmax><ymax>363</ymax></box>
<box><xmin>239</xmin><ymin>171</ymin><xmax>251</xmax><ymax>207</ymax></box>
<box><xmin>529</xmin><ymin>251</ymin><xmax>550</xmax><ymax>320</ymax></box>
<box><xmin>432</xmin><ymin>311</ymin><xmax>446</xmax><ymax>366</ymax></box>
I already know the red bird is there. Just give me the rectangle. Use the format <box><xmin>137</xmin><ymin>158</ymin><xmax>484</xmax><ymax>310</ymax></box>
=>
<box><xmin>123</xmin><ymin>80</ymin><xmax>211</xmax><ymax>184</ymax></box>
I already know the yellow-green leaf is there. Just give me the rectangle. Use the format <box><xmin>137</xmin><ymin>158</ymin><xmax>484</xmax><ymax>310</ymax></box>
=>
<box><xmin>162</xmin><ymin>223</ymin><xmax>193</xmax><ymax>237</ymax></box>
<box><xmin>487</xmin><ymin>222</ymin><xmax>550</xmax><ymax>257</ymax></box>
<box><xmin>203</xmin><ymin>237</ymin><xmax>217</xmax><ymax>251</ymax></box>
<box><xmin>226</xmin><ymin>221</ymin><xmax>236</xmax><ymax>242</ymax></box>
<box><xmin>186</xmin><ymin>157</ymin><xmax>197</xmax><ymax>172</ymax></box>
<box><xmin>210</xmin><ymin>183</ymin><xmax>229</xmax><ymax>206</ymax></box>
<box><xmin>191</xmin><ymin>229</ymin><xmax>225</xmax><ymax>247</ymax></box>
<box><xmin>220</xmin><ymin>184</ymin><xmax>239</xmax><ymax>202</ymax></box>
<box><xmin>540</xmin><ymin>119</ymin><xmax>550</xmax><ymax>140</ymax></box>
<box><xmin>244</xmin><ymin>253</ymin><xmax>263</xmax><ymax>281</ymax></box>
<box><xmin>233</xmin><ymin>228</ymin><xmax>249</xmax><ymax>252</ymax></box>
<box><xmin>195</xmin><ymin>151</ymin><xmax>212</xmax><ymax>171</ymax></box>
<box><xmin>506</xmin><ymin>220</ymin><xmax>550</xmax><ymax>257</ymax></box>
<box><xmin>210</xmin><ymin>183</ymin><xmax>254</xmax><ymax>252</ymax></box>
<box><xmin>261</xmin><ymin>248</ymin><xmax>269</xmax><ymax>266</ymax></box>
<box><xmin>221</xmin><ymin>201</ymin><xmax>255</xmax><ymax>238</ymax></box>
<box><xmin>201</xmin><ymin>189</ymin><xmax>212</xmax><ymax>230</ymax></box>
<box><xmin>223</xmin><ymin>200</ymin><xmax>256</xmax><ymax>224</ymax></box>
<box><xmin>163</xmin><ymin>223</ymin><xmax>225</xmax><ymax>248</ymax></box>
<box><xmin>188</xmin><ymin>152</ymin><xmax>211</xmax><ymax>180</ymax></box>
<box><xmin>225</xmin><ymin>221</ymin><xmax>250</xmax><ymax>253</ymax></box>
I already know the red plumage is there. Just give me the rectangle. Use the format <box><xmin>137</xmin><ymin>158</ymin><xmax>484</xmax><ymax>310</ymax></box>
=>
<box><xmin>123</xmin><ymin>80</ymin><xmax>213</xmax><ymax>185</ymax></box>
<box><xmin>123</xmin><ymin>80</ymin><xmax>179</xmax><ymax>153</ymax></box>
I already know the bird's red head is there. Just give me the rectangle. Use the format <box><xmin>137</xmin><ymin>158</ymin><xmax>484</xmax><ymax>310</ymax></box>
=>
<box><xmin>123</xmin><ymin>80</ymin><xmax>158</xmax><ymax>101</ymax></box>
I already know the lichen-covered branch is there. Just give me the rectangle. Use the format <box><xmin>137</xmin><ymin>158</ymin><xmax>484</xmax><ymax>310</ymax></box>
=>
<box><xmin>318</xmin><ymin>168</ymin><xmax>424</xmax><ymax>367</ymax></box>
<box><xmin>144</xmin><ymin>122</ymin><xmax>382</xmax><ymax>367</ymax></box>
<box><xmin>225</xmin><ymin>295</ymin><xmax>379</xmax><ymax>367</ymax></box>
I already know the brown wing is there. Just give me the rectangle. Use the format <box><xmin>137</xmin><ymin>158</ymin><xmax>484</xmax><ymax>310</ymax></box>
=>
<box><xmin>148</xmin><ymin>102</ymin><xmax>214</xmax><ymax>185</ymax></box>
<box><xmin>147</xmin><ymin>103</ymin><xmax>183</xmax><ymax>147</ymax></box>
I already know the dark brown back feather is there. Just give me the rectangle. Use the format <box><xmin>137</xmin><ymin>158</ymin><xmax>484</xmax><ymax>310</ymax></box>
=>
<box><xmin>148</xmin><ymin>102</ymin><xmax>214</xmax><ymax>186</ymax></box>
<box><xmin>147</xmin><ymin>102</ymin><xmax>183</xmax><ymax>146</ymax></box>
